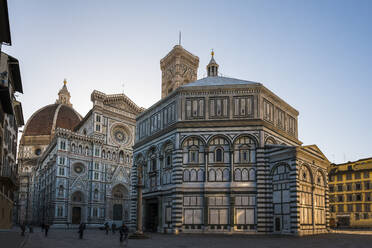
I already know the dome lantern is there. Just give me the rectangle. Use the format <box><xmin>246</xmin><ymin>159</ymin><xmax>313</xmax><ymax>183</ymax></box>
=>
<box><xmin>207</xmin><ymin>49</ymin><xmax>219</xmax><ymax>77</ymax></box>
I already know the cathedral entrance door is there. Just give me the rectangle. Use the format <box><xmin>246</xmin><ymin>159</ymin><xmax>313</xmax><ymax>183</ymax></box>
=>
<box><xmin>275</xmin><ymin>217</ymin><xmax>281</xmax><ymax>232</ymax></box>
<box><xmin>72</xmin><ymin>207</ymin><xmax>81</xmax><ymax>224</ymax></box>
<box><xmin>113</xmin><ymin>204</ymin><xmax>123</xmax><ymax>220</ymax></box>
<box><xmin>145</xmin><ymin>199</ymin><xmax>159</xmax><ymax>232</ymax></box>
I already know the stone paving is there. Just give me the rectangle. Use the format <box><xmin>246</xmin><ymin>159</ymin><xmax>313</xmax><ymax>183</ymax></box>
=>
<box><xmin>0</xmin><ymin>231</ymin><xmax>26</xmax><ymax>248</ymax></box>
<box><xmin>3</xmin><ymin>228</ymin><xmax>366</xmax><ymax>248</ymax></box>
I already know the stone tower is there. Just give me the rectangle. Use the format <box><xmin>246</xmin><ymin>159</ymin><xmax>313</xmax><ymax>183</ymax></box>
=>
<box><xmin>160</xmin><ymin>45</ymin><xmax>199</xmax><ymax>98</ymax></box>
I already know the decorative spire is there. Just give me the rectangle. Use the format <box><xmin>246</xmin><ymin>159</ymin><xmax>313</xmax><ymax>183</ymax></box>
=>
<box><xmin>207</xmin><ymin>49</ymin><xmax>219</xmax><ymax>77</ymax></box>
<box><xmin>56</xmin><ymin>79</ymin><xmax>72</xmax><ymax>107</ymax></box>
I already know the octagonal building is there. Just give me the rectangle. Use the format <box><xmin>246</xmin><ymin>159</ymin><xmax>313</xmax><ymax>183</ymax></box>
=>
<box><xmin>131</xmin><ymin>45</ymin><xmax>330</xmax><ymax>235</ymax></box>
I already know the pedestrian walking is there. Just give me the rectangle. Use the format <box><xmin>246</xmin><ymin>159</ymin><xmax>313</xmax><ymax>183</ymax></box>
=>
<box><xmin>112</xmin><ymin>222</ymin><xmax>116</xmax><ymax>234</ymax></box>
<box><xmin>119</xmin><ymin>223</ymin><xmax>129</xmax><ymax>246</ymax></box>
<box><xmin>104</xmin><ymin>222</ymin><xmax>109</xmax><ymax>235</ymax></box>
<box><xmin>78</xmin><ymin>222</ymin><xmax>85</xmax><ymax>239</ymax></box>
<box><xmin>44</xmin><ymin>223</ymin><xmax>49</xmax><ymax>237</ymax></box>
<box><xmin>20</xmin><ymin>223</ymin><xmax>26</xmax><ymax>236</ymax></box>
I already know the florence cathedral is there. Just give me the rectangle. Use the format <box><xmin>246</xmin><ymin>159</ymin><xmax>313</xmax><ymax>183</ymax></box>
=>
<box><xmin>17</xmin><ymin>80</ymin><xmax>143</xmax><ymax>226</ymax></box>
<box><xmin>17</xmin><ymin>44</ymin><xmax>330</xmax><ymax>235</ymax></box>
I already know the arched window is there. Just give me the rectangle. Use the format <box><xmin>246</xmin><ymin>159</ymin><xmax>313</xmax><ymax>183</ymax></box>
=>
<box><xmin>85</xmin><ymin>146</ymin><xmax>89</xmax><ymax>156</ymax></box>
<box><xmin>94</xmin><ymin>189</ymin><xmax>99</xmax><ymax>200</ymax></box>
<box><xmin>183</xmin><ymin>170</ymin><xmax>190</xmax><ymax>182</ymax></box>
<box><xmin>71</xmin><ymin>144</ymin><xmax>75</xmax><ymax>152</ymax></box>
<box><xmin>197</xmin><ymin>169</ymin><xmax>204</xmax><ymax>182</ymax></box>
<box><xmin>216</xmin><ymin>169</ymin><xmax>223</xmax><ymax>181</ymax></box>
<box><xmin>223</xmin><ymin>168</ymin><xmax>230</xmax><ymax>181</ymax></box>
<box><xmin>190</xmin><ymin>169</ymin><xmax>197</xmax><ymax>181</ymax></box>
<box><xmin>209</xmin><ymin>169</ymin><xmax>216</xmax><ymax>182</ymax></box>
<box><xmin>102</xmin><ymin>150</ymin><xmax>105</xmax><ymax>158</ymax></box>
<box><xmin>126</xmin><ymin>155</ymin><xmax>129</xmax><ymax>163</ymax></box>
<box><xmin>113</xmin><ymin>152</ymin><xmax>116</xmax><ymax>160</ymax></box>
<box><xmin>58</xmin><ymin>185</ymin><xmax>64</xmax><ymax>197</ymax></box>
<box><xmin>119</xmin><ymin>151</ymin><xmax>124</xmax><ymax>163</ymax></box>
<box><xmin>235</xmin><ymin>169</ymin><xmax>242</xmax><ymax>181</ymax></box>
<box><xmin>249</xmin><ymin>168</ymin><xmax>255</xmax><ymax>181</ymax></box>
<box><xmin>107</xmin><ymin>151</ymin><xmax>111</xmax><ymax>159</ymax></box>
<box><xmin>166</xmin><ymin>153</ymin><xmax>172</xmax><ymax>168</ymax></box>
<box><xmin>79</xmin><ymin>145</ymin><xmax>82</xmax><ymax>154</ymax></box>
<box><xmin>215</xmin><ymin>148</ymin><xmax>223</xmax><ymax>162</ymax></box>
<box><xmin>242</xmin><ymin>169</ymin><xmax>249</xmax><ymax>181</ymax></box>
<box><xmin>189</xmin><ymin>146</ymin><xmax>199</xmax><ymax>163</ymax></box>
<box><xmin>151</xmin><ymin>157</ymin><xmax>156</xmax><ymax>172</ymax></box>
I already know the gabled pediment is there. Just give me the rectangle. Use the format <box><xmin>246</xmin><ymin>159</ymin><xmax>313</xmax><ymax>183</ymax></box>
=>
<box><xmin>300</xmin><ymin>144</ymin><xmax>330</xmax><ymax>163</ymax></box>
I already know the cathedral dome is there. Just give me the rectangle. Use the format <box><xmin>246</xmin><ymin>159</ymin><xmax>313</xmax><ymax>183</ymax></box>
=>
<box><xmin>23</xmin><ymin>103</ymin><xmax>82</xmax><ymax>136</ymax></box>
<box><xmin>22</xmin><ymin>79</ymin><xmax>82</xmax><ymax>138</ymax></box>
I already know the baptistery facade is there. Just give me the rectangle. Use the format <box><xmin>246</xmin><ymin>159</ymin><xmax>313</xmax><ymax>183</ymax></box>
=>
<box><xmin>131</xmin><ymin>45</ymin><xmax>330</xmax><ymax>235</ymax></box>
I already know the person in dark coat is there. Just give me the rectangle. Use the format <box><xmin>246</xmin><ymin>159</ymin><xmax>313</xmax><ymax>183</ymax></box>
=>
<box><xmin>111</xmin><ymin>223</ymin><xmax>116</xmax><ymax>234</ymax></box>
<box><xmin>78</xmin><ymin>223</ymin><xmax>85</xmax><ymax>239</ymax></box>
<box><xmin>119</xmin><ymin>223</ymin><xmax>129</xmax><ymax>246</ymax></box>
<box><xmin>104</xmin><ymin>222</ymin><xmax>109</xmax><ymax>235</ymax></box>
<box><xmin>44</xmin><ymin>223</ymin><xmax>49</xmax><ymax>237</ymax></box>
<box><xmin>20</xmin><ymin>223</ymin><xmax>26</xmax><ymax>236</ymax></box>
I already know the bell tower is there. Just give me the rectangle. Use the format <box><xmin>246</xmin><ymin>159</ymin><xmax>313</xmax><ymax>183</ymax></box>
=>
<box><xmin>160</xmin><ymin>45</ymin><xmax>199</xmax><ymax>98</ymax></box>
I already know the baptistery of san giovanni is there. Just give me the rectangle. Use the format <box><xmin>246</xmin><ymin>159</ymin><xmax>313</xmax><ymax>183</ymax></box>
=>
<box><xmin>131</xmin><ymin>45</ymin><xmax>330</xmax><ymax>235</ymax></box>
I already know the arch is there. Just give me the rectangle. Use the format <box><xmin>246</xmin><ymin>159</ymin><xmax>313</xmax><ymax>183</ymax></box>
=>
<box><xmin>119</xmin><ymin>150</ymin><xmax>124</xmax><ymax>163</ymax></box>
<box><xmin>112</xmin><ymin>184</ymin><xmax>128</xmax><ymax>198</ymax></box>
<box><xmin>190</xmin><ymin>169</ymin><xmax>197</xmax><ymax>181</ymax></box>
<box><xmin>235</xmin><ymin>169</ymin><xmax>242</xmax><ymax>181</ymax></box>
<box><xmin>232</xmin><ymin>133</ymin><xmax>259</xmax><ymax>147</ymax></box>
<box><xmin>207</xmin><ymin>134</ymin><xmax>231</xmax><ymax>146</ymax></box>
<box><xmin>71</xmin><ymin>143</ymin><xmax>76</xmax><ymax>152</ymax></box>
<box><xmin>215</xmin><ymin>147</ymin><xmax>224</xmax><ymax>162</ymax></box>
<box><xmin>270</xmin><ymin>162</ymin><xmax>292</xmax><ymax>177</ymax></box>
<box><xmin>94</xmin><ymin>188</ymin><xmax>99</xmax><ymax>199</ymax></box>
<box><xmin>265</xmin><ymin>136</ymin><xmax>277</xmax><ymax>145</ymax></box>
<box><xmin>78</xmin><ymin>145</ymin><xmax>83</xmax><ymax>154</ymax></box>
<box><xmin>197</xmin><ymin>169</ymin><xmax>204</xmax><ymax>182</ymax></box>
<box><xmin>71</xmin><ymin>191</ymin><xmax>85</xmax><ymax>203</ymax></box>
<box><xmin>216</xmin><ymin>169</ymin><xmax>223</xmax><ymax>181</ymax></box>
<box><xmin>300</xmin><ymin>164</ymin><xmax>314</xmax><ymax>184</ymax></box>
<box><xmin>183</xmin><ymin>170</ymin><xmax>190</xmax><ymax>182</ymax></box>
<box><xmin>180</xmin><ymin>135</ymin><xmax>206</xmax><ymax>148</ymax></box>
<box><xmin>242</xmin><ymin>168</ymin><xmax>249</xmax><ymax>181</ymax></box>
<box><xmin>249</xmin><ymin>168</ymin><xmax>256</xmax><ymax>181</ymax></box>
<box><xmin>58</xmin><ymin>185</ymin><xmax>64</xmax><ymax>197</ymax></box>
<box><xmin>102</xmin><ymin>149</ymin><xmax>105</xmax><ymax>158</ymax></box>
<box><xmin>315</xmin><ymin>169</ymin><xmax>326</xmax><ymax>186</ymax></box>
<box><xmin>223</xmin><ymin>168</ymin><xmax>230</xmax><ymax>181</ymax></box>
<box><xmin>161</xmin><ymin>139</ymin><xmax>175</xmax><ymax>153</ymax></box>
<box><xmin>146</xmin><ymin>145</ymin><xmax>159</xmax><ymax>158</ymax></box>
<box><xmin>209</xmin><ymin>169</ymin><xmax>216</xmax><ymax>182</ymax></box>
<box><xmin>135</xmin><ymin>153</ymin><xmax>145</xmax><ymax>164</ymax></box>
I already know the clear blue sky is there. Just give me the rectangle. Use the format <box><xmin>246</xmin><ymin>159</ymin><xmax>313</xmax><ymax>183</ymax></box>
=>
<box><xmin>4</xmin><ymin>0</ymin><xmax>372</xmax><ymax>164</ymax></box>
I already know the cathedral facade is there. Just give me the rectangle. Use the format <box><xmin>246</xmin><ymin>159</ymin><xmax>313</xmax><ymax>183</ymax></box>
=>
<box><xmin>130</xmin><ymin>46</ymin><xmax>330</xmax><ymax>235</ymax></box>
<box><xmin>18</xmin><ymin>82</ymin><xmax>143</xmax><ymax>226</ymax></box>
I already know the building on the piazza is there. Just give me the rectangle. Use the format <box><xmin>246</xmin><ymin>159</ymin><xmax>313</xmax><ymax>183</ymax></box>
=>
<box><xmin>0</xmin><ymin>0</ymin><xmax>24</xmax><ymax>229</ymax></box>
<box><xmin>130</xmin><ymin>45</ymin><xmax>330</xmax><ymax>235</ymax></box>
<box><xmin>328</xmin><ymin>157</ymin><xmax>372</xmax><ymax>228</ymax></box>
<box><xmin>0</xmin><ymin>52</ymin><xmax>24</xmax><ymax>229</ymax></box>
<box><xmin>18</xmin><ymin>81</ymin><xmax>143</xmax><ymax>226</ymax></box>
